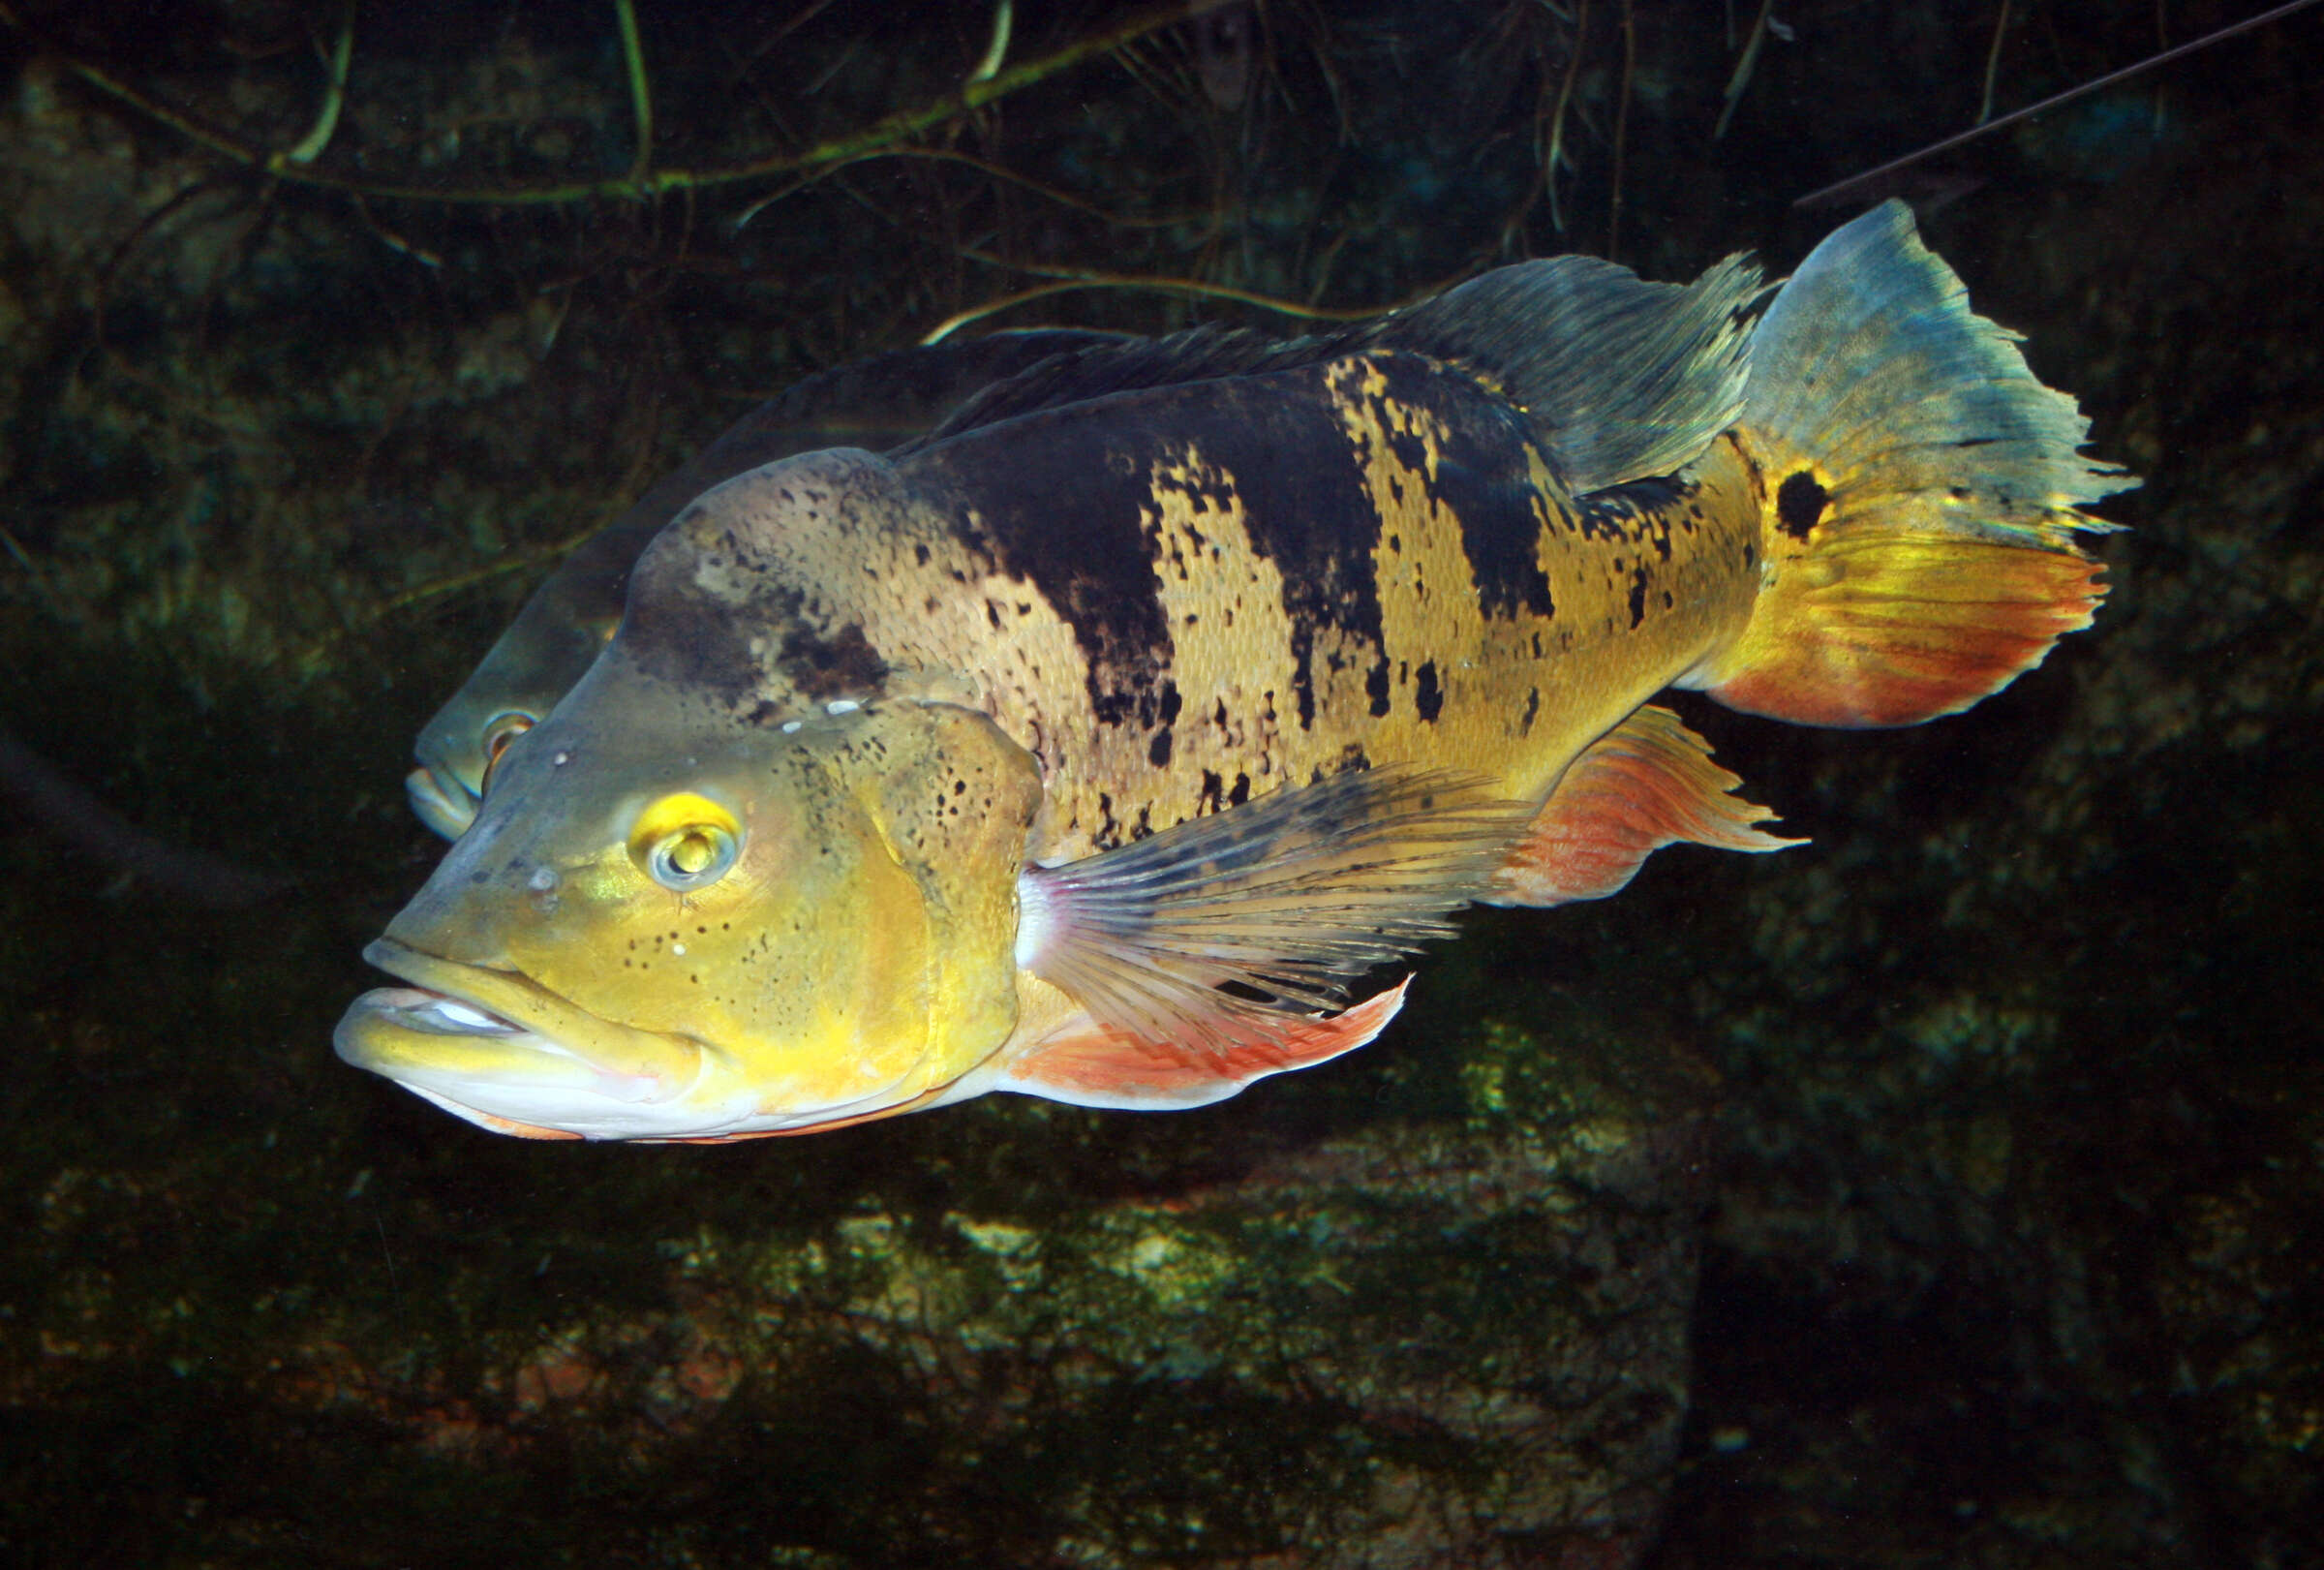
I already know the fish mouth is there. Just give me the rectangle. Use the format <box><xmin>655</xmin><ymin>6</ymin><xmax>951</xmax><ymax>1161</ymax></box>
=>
<box><xmin>405</xmin><ymin>765</ymin><xmax>480</xmax><ymax>840</ymax></box>
<box><xmin>335</xmin><ymin>939</ymin><xmax>719</xmax><ymax>1140</ymax></box>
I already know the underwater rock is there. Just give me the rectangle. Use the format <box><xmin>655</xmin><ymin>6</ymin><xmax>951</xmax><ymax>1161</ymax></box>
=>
<box><xmin>244</xmin><ymin>1012</ymin><xmax>1710</xmax><ymax>1567</ymax></box>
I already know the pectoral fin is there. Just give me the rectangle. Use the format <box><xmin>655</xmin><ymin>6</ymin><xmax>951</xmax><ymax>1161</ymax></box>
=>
<box><xmin>1016</xmin><ymin>766</ymin><xmax>1529</xmax><ymax>1053</ymax></box>
<box><xmin>1487</xmin><ymin>704</ymin><xmax>1802</xmax><ymax>908</ymax></box>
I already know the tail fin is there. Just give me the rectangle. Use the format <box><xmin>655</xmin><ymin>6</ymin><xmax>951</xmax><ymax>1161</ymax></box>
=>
<box><xmin>1692</xmin><ymin>200</ymin><xmax>2134</xmax><ymax>728</ymax></box>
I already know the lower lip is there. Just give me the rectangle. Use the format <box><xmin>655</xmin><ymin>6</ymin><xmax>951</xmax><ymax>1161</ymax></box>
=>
<box><xmin>404</xmin><ymin>767</ymin><xmax>481</xmax><ymax>838</ymax></box>
<box><xmin>337</xmin><ymin>988</ymin><xmax>673</xmax><ymax>1107</ymax></box>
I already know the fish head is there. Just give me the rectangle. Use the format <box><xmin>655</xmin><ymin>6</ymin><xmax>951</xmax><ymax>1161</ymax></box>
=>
<box><xmin>405</xmin><ymin>585</ymin><xmax>626</xmax><ymax>840</ymax></box>
<box><xmin>405</xmin><ymin>696</ymin><xmax>537</xmax><ymax>841</ymax></box>
<box><xmin>346</xmin><ymin>654</ymin><xmax>1044</xmax><ymax>1140</ymax></box>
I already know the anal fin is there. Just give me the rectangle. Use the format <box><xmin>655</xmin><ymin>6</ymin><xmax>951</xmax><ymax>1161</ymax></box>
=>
<box><xmin>996</xmin><ymin>981</ymin><xmax>1410</xmax><ymax>1112</ymax></box>
<box><xmin>1487</xmin><ymin>704</ymin><xmax>1802</xmax><ymax>908</ymax></box>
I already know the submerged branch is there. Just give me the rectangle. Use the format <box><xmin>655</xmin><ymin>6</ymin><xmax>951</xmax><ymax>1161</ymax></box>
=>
<box><xmin>923</xmin><ymin>254</ymin><xmax>1465</xmax><ymax>343</ymax></box>
<box><xmin>1</xmin><ymin>0</ymin><xmax>1248</xmax><ymax>209</ymax></box>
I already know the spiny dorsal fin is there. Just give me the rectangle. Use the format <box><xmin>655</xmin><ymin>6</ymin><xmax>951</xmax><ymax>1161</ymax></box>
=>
<box><xmin>904</xmin><ymin>325</ymin><xmax>1328</xmax><ymax>448</ymax></box>
<box><xmin>1016</xmin><ymin>767</ymin><xmax>1530</xmax><ymax>1050</ymax></box>
<box><xmin>766</xmin><ymin>329</ymin><xmax>1131</xmax><ymax>446</ymax></box>
<box><xmin>907</xmin><ymin>251</ymin><xmax>1763</xmax><ymax>493</ymax></box>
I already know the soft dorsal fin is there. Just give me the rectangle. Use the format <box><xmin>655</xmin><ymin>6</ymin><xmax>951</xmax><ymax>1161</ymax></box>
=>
<box><xmin>1015</xmin><ymin>766</ymin><xmax>1530</xmax><ymax>1049</ymax></box>
<box><xmin>1485</xmin><ymin>704</ymin><xmax>1802</xmax><ymax>908</ymax></box>
<box><xmin>908</xmin><ymin>251</ymin><xmax>1765</xmax><ymax>493</ymax></box>
<box><xmin>1374</xmin><ymin>251</ymin><xmax>1763</xmax><ymax>490</ymax></box>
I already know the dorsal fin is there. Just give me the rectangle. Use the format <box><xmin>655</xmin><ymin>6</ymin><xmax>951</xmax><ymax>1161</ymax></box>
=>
<box><xmin>902</xmin><ymin>324</ymin><xmax>1342</xmax><ymax>448</ymax></box>
<box><xmin>759</xmin><ymin>328</ymin><xmax>1131</xmax><ymax>446</ymax></box>
<box><xmin>906</xmin><ymin>251</ymin><xmax>1763</xmax><ymax>493</ymax></box>
<box><xmin>1375</xmin><ymin>252</ymin><xmax>1764</xmax><ymax>490</ymax></box>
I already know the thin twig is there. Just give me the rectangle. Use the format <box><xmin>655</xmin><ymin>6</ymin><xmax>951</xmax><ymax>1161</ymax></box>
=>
<box><xmin>613</xmin><ymin>0</ymin><xmax>654</xmax><ymax>182</ymax></box>
<box><xmin>735</xmin><ymin>0</ymin><xmax>845</xmax><ymax>78</ymax></box>
<box><xmin>1796</xmin><ymin>0</ymin><xmax>2324</xmax><ymax>208</ymax></box>
<box><xmin>281</xmin><ymin>2</ymin><xmax>355</xmax><ymax>167</ymax></box>
<box><xmin>1977</xmin><ymin>0</ymin><xmax>2013</xmax><ymax>125</ymax></box>
<box><xmin>737</xmin><ymin>143</ymin><xmax>1207</xmax><ymax>231</ymax></box>
<box><xmin>969</xmin><ymin>0</ymin><xmax>1016</xmax><ymax>83</ymax></box>
<box><xmin>1544</xmin><ymin>0</ymin><xmax>1589</xmax><ymax>231</ymax></box>
<box><xmin>0</xmin><ymin>522</ymin><xmax>59</xmax><ymax>617</ymax></box>
<box><xmin>1</xmin><ymin>0</ymin><xmax>1250</xmax><ymax>208</ymax></box>
<box><xmin>348</xmin><ymin>193</ymin><xmax>443</xmax><ymax>266</ymax></box>
<box><xmin>920</xmin><ymin>262</ymin><xmax>1422</xmax><ymax>345</ymax></box>
<box><xmin>1607</xmin><ymin>0</ymin><xmax>1634</xmax><ymax>263</ymax></box>
<box><xmin>1713</xmin><ymin>0</ymin><xmax>1775</xmax><ymax>141</ymax></box>
<box><xmin>288</xmin><ymin>544</ymin><xmax>578</xmax><ymax>679</ymax></box>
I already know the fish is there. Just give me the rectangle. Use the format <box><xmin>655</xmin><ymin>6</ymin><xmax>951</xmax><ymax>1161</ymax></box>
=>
<box><xmin>337</xmin><ymin>200</ymin><xmax>2131</xmax><ymax>1142</ymax></box>
<box><xmin>406</xmin><ymin>330</ymin><xmax>1125</xmax><ymax>839</ymax></box>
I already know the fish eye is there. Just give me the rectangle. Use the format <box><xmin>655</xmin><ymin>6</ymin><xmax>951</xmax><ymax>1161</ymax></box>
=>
<box><xmin>645</xmin><ymin>824</ymin><xmax>737</xmax><ymax>891</ymax></box>
<box><xmin>628</xmin><ymin>793</ymin><xmax>743</xmax><ymax>892</ymax></box>
<box><xmin>477</xmin><ymin>711</ymin><xmax>536</xmax><ymax>796</ymax></box>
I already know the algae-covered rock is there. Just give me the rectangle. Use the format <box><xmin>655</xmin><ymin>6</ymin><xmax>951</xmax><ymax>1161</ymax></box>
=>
<box><xmin>611</xmin><ymin>1082</ymin><xmax>1709</xmax><ymax>1569</ymax></box>
<box><xmin>3</xmin><ymin>972</ymin><xmax>1710</xmax><ymax>1566</ymax></box>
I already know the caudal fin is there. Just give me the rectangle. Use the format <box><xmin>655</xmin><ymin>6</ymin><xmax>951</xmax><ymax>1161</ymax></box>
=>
<box><xmin>1692</xmin><ymin>200</ymin><xmax>2134</xmax><ymax>728</ymax></box>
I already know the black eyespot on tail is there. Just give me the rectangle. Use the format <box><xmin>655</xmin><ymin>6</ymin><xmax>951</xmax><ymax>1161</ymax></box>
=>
<box><xmin>1776</xmin><ymin>471</ymin><xmax>1829</xmax><ymax>539</ymax></box>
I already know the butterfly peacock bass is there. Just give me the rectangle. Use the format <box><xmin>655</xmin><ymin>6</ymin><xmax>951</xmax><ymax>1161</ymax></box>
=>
<box><xmin>336</xmin><ymin>201</ymin><xmax>2130</xmax><ymax>1141</ymax></box>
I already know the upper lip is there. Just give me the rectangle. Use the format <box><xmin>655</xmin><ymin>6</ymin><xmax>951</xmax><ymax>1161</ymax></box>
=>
<box><xmin>356</xmin><ymin>938</ymin><xmax>706</xmax><ymax>1091</ymax></box>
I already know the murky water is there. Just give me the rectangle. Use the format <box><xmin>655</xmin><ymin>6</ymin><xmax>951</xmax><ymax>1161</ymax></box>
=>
<box><xmin>2</xmin><ymin>3</ymin><xmax>2318</xmax><ymax>1564</ymax></box>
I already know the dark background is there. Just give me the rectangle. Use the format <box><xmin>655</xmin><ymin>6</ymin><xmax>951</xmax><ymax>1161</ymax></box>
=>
<box><xmin>1</xmin><ymin>1</ymin><xmax>2318</xmax><ymax>1564</ymax></box>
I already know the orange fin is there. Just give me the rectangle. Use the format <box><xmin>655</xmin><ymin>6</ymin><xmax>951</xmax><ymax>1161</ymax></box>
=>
<box><xmin>994</xmin><ymin>980</ymin><xmax>1410</xmax><ymax>1111</ymax></box>
<box><xmin>1486</xmin><ymin>705</ymin><xmax>1801</xmax><ymax>908</ymax></box>
<box><xmin>1702</xmin><ymin>538</ymin><xmax>2107</xmax><ymax>727</ymax></box>
<box><xmin>1694</xmin><ymin>200</ymin><xmax>2129</xmax><ymax>728</ymax></box>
